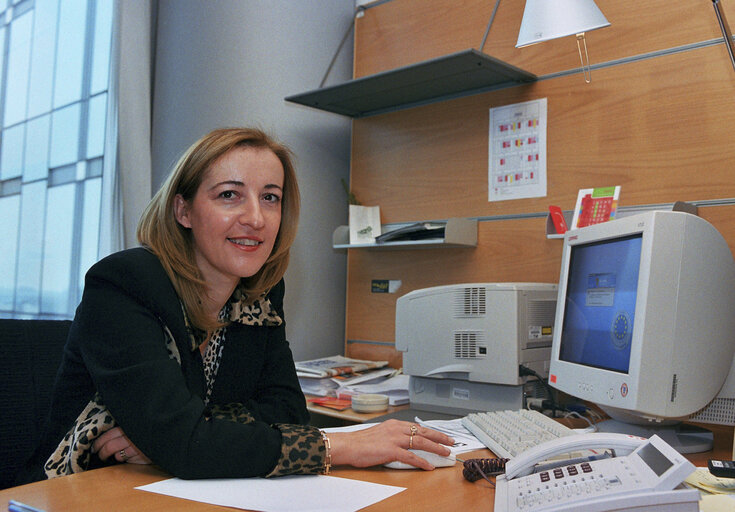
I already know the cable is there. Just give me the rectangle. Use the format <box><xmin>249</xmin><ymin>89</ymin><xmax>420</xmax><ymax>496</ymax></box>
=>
<box><xmin>519</xmin><ymin>364</ymin><xmax>561</xmax><ymax>416</ymax></box>
<box><xmin>562</xmin><ymin>410</ymin><xmax>598</xmax><ymax>432</ymax></box>
<box><xmin>461</xmin><ymin>457</ymin><xmax>508</xmax><ymax>485</ymax></box>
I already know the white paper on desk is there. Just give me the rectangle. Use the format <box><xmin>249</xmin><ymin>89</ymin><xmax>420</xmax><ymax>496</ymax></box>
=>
<box><xmin>136</xmin><ymin>474</ymin><xmax>405</xmax><ymax>512</ymax></box>
<box><xmin>415</xmin><ymin>417</ymin><xmax>486</xmax><ymax>454</ymax></box>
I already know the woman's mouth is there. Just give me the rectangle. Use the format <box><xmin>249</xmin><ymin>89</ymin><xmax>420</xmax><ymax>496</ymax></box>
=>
<box><xmin>228</xmin><ymin>237</ymin><xmax>261</xmax><ymax>247</ymax></box>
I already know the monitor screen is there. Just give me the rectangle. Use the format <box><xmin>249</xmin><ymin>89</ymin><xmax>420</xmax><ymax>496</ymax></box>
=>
<box><xmin>559</xmin><ymin>234</ymin><xmax>642</xmax><ymax>374</ymax></box>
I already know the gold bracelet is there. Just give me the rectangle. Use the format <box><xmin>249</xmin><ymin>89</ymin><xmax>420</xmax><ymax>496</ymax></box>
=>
<box><xmin>320</xmin><ymin>430</ymin><xmax>332</xmax><ymax>475</ymax></box>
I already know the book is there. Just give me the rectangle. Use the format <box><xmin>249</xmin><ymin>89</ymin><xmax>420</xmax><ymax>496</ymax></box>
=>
<box><xmin>306</xmin><ymin>396</ymin><xmax>353</xmax><ymax>411</ymax></box>
<box><xmin>295</xmin><ymin>355</ymin><xmax>389</xmax><ymax>378</ymax></box>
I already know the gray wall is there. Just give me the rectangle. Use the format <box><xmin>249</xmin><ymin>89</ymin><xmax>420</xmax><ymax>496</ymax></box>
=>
<box><xmin>151</xmin><ymin>1</ymin><xmax>354</xmax><ymax>360</ymax></box>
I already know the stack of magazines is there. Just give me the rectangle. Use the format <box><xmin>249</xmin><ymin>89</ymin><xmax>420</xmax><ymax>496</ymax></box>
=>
<box><xmin>296</xmin><ymin>355</ymin><xmax>409</xmax><ymax>405</ymax></box>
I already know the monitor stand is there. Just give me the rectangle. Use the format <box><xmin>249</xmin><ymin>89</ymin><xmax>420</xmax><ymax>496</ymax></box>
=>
<box><xmin>594</xmin><ymin>419</ymin><xmax>713</xmax><ymax>454</ymax></box>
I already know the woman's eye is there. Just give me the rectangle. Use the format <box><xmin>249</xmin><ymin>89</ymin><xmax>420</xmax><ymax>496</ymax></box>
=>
<box><xmin>263</xmin><ymin>193</ymin><xmax>281</xmax><ymax>204</ymax></box>
<box><xmin>219</xmin><ymin>190</ymin><xmax>237</xmax><ymax>199</ymax></box>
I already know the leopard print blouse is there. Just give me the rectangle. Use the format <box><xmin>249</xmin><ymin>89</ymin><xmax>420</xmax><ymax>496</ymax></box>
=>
<box><xmin>43</xmin><ymin>286</ymin><xmax>326</xmax><ymax>479</ymax></box>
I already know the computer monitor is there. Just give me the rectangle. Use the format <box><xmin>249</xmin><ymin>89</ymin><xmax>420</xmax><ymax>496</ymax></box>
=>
<box><xmin>548</xmin><ymin>211</ymin><xmax>735</xmax><ymax>453</ymax></box>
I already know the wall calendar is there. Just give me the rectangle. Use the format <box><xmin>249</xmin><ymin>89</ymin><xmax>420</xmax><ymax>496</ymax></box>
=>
<box><xmin>488</xmin><ymin>98</ymin><xmax>547</xmax><ymax>202</ymax></box>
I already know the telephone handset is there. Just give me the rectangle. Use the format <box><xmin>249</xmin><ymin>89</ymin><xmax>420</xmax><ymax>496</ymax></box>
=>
<box><xmin>504</xmin><ymin>432</ymin><xmax>645</xmax><ymax>479</ymax></box>
<box><xmin>495</xmin><ymin>433</ymin><xmax>699</xmax><ymax>512</ymax></box>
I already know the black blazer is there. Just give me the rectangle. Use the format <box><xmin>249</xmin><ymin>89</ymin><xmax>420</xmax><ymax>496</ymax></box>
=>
<box><xmin>19</xmin><ymin>247</ymin><xmax>309</xmax><ymax>483</ymax></box>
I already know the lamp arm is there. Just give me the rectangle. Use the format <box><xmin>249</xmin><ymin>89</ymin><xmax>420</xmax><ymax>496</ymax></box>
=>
<box><xmin>319</xmin><ymin>6</ymin><xmax>364</xmax><ymax>89</ymax></box>
<box><xmin>712</xmin><ymin>0</ymin><xmax>735</xmax><ymax>72</ymax></box>
<box><xmin>479</xmin><ymin>0</ymin><xmax>502</xmax><ymax>53</ymax></box>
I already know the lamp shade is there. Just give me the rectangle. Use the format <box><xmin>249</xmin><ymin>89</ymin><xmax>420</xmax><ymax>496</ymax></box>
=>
<box><xmin>516</xmin><ymin>0</ymin><xmax>610</xmax><ymax>48</ymax></box>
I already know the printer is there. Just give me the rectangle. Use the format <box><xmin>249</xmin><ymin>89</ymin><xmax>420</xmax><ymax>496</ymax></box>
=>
<box><xmin>395</xmin><ymin>283</ymin><xmax>557</xmax><ymax>415</ymax></box>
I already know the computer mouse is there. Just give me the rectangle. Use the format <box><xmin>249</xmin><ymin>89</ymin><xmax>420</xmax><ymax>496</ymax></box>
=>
<box><xmin>384</xmin><ymin>450</ymin><xmax>457</xmax><ymax>470</ymax></box>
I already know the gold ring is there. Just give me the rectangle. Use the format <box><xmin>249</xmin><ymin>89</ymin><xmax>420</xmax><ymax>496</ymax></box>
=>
<box><xmin>408</xmin><ymin>424</ymin><xmax>418</xmax><ymax>449</ymax></box>
<box><xmin>119</xmin><ymin>449</ymin><xmax>128</xmax><ymax>461</ymax></box>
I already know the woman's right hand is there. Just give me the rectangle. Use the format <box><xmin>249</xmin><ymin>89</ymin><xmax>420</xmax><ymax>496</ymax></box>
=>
<box><xmin>92</xmin><ymin>426</ymin><xmax>152</xmax><ymax>465</ymax></box>
<box><xmin>326</xmin><ymin>419</ymin><xmax>454</xmax><ymax>470</ymax></box>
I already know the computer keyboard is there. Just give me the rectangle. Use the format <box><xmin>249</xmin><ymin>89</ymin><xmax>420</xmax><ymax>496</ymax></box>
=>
<box><xmin>462</xmin><ymin>409</ymin><xmax>578</xmax><ymax>459</ymax></box>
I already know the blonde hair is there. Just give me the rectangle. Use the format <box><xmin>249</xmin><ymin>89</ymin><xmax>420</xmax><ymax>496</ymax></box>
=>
<box><xmin>137</xmin><ymin>128</ymin><xmax>300</xmax><ymax>332</ymax></box>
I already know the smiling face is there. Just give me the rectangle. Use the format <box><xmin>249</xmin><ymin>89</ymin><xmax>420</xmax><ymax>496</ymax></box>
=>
<box><xmin>174</xmin><ymin>146</ymin><xmax>284</xmax><ymax>298</ymax></box>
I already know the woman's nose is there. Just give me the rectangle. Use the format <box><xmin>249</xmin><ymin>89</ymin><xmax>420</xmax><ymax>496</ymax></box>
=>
<box><xmin>238</xmin><ymin>198</ymin><xmax>265</xmax><ymax>229</ymax></box>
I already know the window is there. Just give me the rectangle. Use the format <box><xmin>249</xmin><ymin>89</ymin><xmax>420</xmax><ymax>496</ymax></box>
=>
<box><xmin>0</xmin><ymin>0</ymin><xmax>114</xmax><ymax>319</ymax></box>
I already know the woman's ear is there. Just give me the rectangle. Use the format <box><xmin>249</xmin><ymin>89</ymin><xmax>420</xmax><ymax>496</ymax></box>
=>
<box><xmin>174</xmin><ymin>194</ymin><xmax>192</xmax><ymax>228</ymax></box>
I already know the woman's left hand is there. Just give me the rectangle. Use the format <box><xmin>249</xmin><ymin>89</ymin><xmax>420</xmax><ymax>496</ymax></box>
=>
<box><xmin>92</xmin><ymin>426</ymin><xmax>152</xmax><ymax>465</ymax></box>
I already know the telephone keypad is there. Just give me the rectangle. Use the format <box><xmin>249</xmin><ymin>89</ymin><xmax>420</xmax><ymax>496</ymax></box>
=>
<box><xmin>511</xmin><ymin>459</ymin><xmax>627</xmax><ymax>509</ymax></box>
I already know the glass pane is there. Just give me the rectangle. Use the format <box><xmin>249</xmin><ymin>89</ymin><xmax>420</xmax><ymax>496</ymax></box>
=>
<box><xmin>87</xmin><ymin>156</ymin><xmax>102</xmax><ymax>178</ymax></box>
<box><xmin>15</xmin><ymin>180</ymin><xmax>47</xmax><ymax>314</ymax></box>
<box><xmin>78</xmin><ymin>177</ymin><xmax>100</xmax><ymax>294</ymax></box>
<box><xmin>86</xmin><ymin>93</ymin><xmax>106</xmax><ymax>158</ymax></box>
<box><xmin>26</xmin><ymin>0</ymin><xmax>60</xmax><ymax>118</ymax></box>
<box><xmin>90</xmin><ymin>0</ymin><xmax>112</xmax><ymax>95</ymax></box>
<box><xmin>41</xmin><ymin>182</ymin><xmax>75</xmax><ymax>315</ymax></box>
<box><xmin>0</xmin><ymin>123</ymin><xmax>25</xmax><ymax>180</ymax></box>
<box><xmin>0</xmin><ymin>195</ymin><xmax>20</xmax><ymax>312</ymax></box>
<box><xmin>53</xmin><ymin>0</ymin><xmax>87</xmax><ymax>108</ymax></box>
<box><xmin>49</xmin><ymin>102</ymin><xmax>80</xmax><ymax>168</ymax></box>
<box><xmin>4</xmin><ymin>11</ymin><xmax>33</xmax><ymax>127</ymax></box>
<box><xmin>23</xmin><ymin>114</ymin><xmax>51</xmax><ymax>181</ymax></box>
<box><xmin>0</xmin><ymin>26</ymin><xmax>6</xmax><ymax>97</ymax></box>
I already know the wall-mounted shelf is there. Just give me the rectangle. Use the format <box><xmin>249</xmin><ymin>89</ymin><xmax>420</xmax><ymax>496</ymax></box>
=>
<box><xmin>285</xmin><ymin>49</ymin><xmax>537</xmax><ymax>118</ymax></box>
<box><xmin>545</xmin><ymin>201</ymin><xmax>699</xmax><ymax>239</ymax></box>
<box><xmin>333</xmin><ymin>217</ymin><xmax>477</xmax><ymax>250</ymax></box>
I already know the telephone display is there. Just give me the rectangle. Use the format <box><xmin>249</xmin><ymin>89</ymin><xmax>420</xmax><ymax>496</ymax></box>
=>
<box><xmin>495</xmin><ymin>433</ymin><xmax>699</xmax><ymax>512</ymax></box>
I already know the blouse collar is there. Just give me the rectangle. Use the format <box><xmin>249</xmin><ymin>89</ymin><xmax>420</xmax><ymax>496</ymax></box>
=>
<box><xmin>185</xmin><ymin>284</ymin><xmax>283</xmax><ymax>352</ymax></box>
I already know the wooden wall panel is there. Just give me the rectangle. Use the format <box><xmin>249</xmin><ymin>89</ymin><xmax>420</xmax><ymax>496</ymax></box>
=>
<box><xmin>350</xmin><ymin>45</ymin><xmax>735</xmax><ymax>223</ymax></box>
<box><xmin>346</xmin><ymin>217</ymin><xmax>563</xmax><ymax>343</ymax></box>
<box><xmin>355</xmin><ymin>0</ymin><xmax>735</xmax><ymax>78</ymax></box>
<box><xmin>699</xmin><ymin>206</ymin><xmax>735</xmax><ymax>257</ymax></box>
<box><xmin>346</xmin><ymin>342</ymin><xmax>403</xmax><ymax>369</ymax></box>
<box><xmin>345</xmin><ymin>0</ymin><xmax>735</xmax><ymax>365</ymax></box>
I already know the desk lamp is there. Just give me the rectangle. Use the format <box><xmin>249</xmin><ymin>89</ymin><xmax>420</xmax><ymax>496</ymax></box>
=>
<box><xmin>516</xmin><ymin>0</ymin><xmax>610</xmax><ymax>83</ymax></box>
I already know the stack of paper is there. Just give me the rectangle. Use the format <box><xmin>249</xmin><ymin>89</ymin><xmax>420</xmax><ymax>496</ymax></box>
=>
<box><xmin>296</xmin><ymin>355</ymin><xmax>393</xmax><ymax>397</ymax></box>
<box><xmin>298</xmin><ymin>368</ymin><xmax>393</xmax><ymax>396</ymax></box>
<box><xmin>296</xmin><ymin>355</ymin><xmax>388</xmax><ymax>378</ymax></box>
<box><xmin>298</xmin><ymin>376</ymin><xmax>339</xmax><ymax>397</ymax></box>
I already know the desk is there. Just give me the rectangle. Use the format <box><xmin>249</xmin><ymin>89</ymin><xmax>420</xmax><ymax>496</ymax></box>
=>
<box><xmin>0</xmin><ymin>448</ymin><xmax>494</xmax><ymax>512</ymax></box>
<box><xmin>305</xmin><ymin>394</ymin><xmax>410</xmax><ymax>424</ymax></box>
<box><xmin>2</xmin><ymin>424</ymin><xmax>732</xmax><ymax>511</ymax></box>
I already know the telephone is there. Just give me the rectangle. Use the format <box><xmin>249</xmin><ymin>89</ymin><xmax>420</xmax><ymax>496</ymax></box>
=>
<box><xmin>495</xmin><ymin>432</ymin><xmax>700</xmax><ymax>512</ymax></box>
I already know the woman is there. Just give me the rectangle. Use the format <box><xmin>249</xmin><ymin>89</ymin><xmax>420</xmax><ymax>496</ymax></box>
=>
<box><xmin>18</xmin><ymin>128</ymin><xmax>452</xmax><ymax>483</ymax></box>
